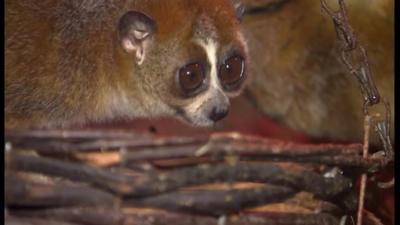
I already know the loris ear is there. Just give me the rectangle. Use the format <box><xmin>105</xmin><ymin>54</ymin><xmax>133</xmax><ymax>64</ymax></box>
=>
<box><xmin>232</xmin><ymin>0</ymin><xmax>245</xmax><ymax>22</ymax></box>
<box><xmin>118</xmin><ymin>11</ymin><xmax>157</xmax><ymax>65</ymax></box>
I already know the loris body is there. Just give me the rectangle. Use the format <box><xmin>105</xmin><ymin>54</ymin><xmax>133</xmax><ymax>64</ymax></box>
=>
<box><xmin>6</xmin><ymin>0</ymin><xmax>248</xmax><ymax>129</ymax></box>
<box><xmin>243</xmin><ymin>0</ymin><xmax>394</xmax><ymax>144</ymax></box>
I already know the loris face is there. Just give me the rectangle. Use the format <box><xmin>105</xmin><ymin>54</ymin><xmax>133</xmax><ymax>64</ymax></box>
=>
<box><xmin>118</xmin><ymin>0</ymin><xmax>248</xmax><ymax>126</ymax></box>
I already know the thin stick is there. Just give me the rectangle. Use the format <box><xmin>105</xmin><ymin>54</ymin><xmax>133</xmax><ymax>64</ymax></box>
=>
<box><xmin>357</xmin><ymin>115</ymin><xmax>371</xmax><ymax>225</ymax></box>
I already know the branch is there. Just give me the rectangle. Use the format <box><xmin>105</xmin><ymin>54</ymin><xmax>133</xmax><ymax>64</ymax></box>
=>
<box><xmin>6</xmin><ymin>154</ymin><xmax>135</xmax><ymax>195</ymax></box>
<box><xmin>9</xmin><ymin>209</ymin><xmax>341</xmax><ymax>225</ymax></box>
<box><xmin>5</xmin><ymin>216</ymin><xmax>80</xmax><ymax>225</ymax></box>
<box><xmin>5</xmin><ymin>176</ymin><xmax>115</xmax><ymax>208</ymax></box>
<box><xmin>126</xmin><ymin>184</ymin><xmax>296</xmax><ymax>216</ymax></box>
<box><xmin>6</xmin><ymin>155</ymin><xmax>352</xmax><ymax>199</ymax></box>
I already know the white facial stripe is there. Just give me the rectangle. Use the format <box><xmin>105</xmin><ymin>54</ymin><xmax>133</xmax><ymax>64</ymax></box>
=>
<box><xmin>196</xmin><ymin>38</ymin><xmax>220</xmax><ymax>90</ymax></box>
<box><xmin>182</xmin><ymin>38</ymin><xmax>220</xmax><ymax>120</ymax></box>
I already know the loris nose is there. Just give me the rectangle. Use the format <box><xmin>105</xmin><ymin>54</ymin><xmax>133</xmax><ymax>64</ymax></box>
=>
<box><xmin>209</xmin><ymin>107</ymin><xmax>229</xmax><ymax>122</ymax></box>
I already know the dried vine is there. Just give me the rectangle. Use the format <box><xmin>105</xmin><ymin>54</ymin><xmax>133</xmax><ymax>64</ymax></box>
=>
<box><xmin>320</xmin><ymin>0</ymin><xmax>394</xmax><ymax>224</ymax></box>
<box><xmin>320</xmin><ymin>0</ymin><xmax>394</xmax><ymax>165</ymax></box>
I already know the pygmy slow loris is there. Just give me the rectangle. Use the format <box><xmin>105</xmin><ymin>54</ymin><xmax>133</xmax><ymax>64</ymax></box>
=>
<box><xmin>5</xmin><ymin>0</ymin><xmax>248</xmax><ymax>129</ymax></box>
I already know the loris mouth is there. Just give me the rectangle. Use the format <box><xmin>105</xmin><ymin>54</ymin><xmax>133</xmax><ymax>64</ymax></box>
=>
<box><xmin>174</xmin><ymin>108</ymin><xmax>213</xmax><ymax>127</ymax></box>
<box><xmin>174</xmin><ymin>107</ymin><xmax>187</xmax><ymax>119</ymax></box>
<box><xmin>174</xmin><ymin>108</ymin><xmax>192</xmax><ymax>124</ymax></box>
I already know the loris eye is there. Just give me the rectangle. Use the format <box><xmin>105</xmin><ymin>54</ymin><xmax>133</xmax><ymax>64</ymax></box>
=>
<box><xmin>178</xmin><ymin>63</ymin><xmax>205</xmax><ymax>96</ymax></box>
<box><xmin>219</xmin><ymin>55</ymin><xmax>245</xmax><ymax>91</ymax></box>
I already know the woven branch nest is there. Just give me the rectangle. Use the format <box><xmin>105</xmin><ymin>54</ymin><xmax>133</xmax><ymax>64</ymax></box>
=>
<box><xmin>5</xmin><ymin>129</ymin><xmax>386</xmax><ymax>225</ymax></box>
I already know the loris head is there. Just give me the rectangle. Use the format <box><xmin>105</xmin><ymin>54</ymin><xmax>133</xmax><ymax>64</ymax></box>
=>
<box><xmin>116</xmin><ymin>0</ymin><xmax>248</xmax><ymax>126</ymax></box>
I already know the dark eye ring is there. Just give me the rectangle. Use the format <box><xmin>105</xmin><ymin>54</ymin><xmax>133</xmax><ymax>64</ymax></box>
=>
<box><xmin>219</xmin><ymin>55</ymin><xmax>245</xmax><ymax>91</ymax></box>
<box><xmin>178</xmin><ymin>62</ymin><xmax>205</xmax><ymax>96</ymax></box>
